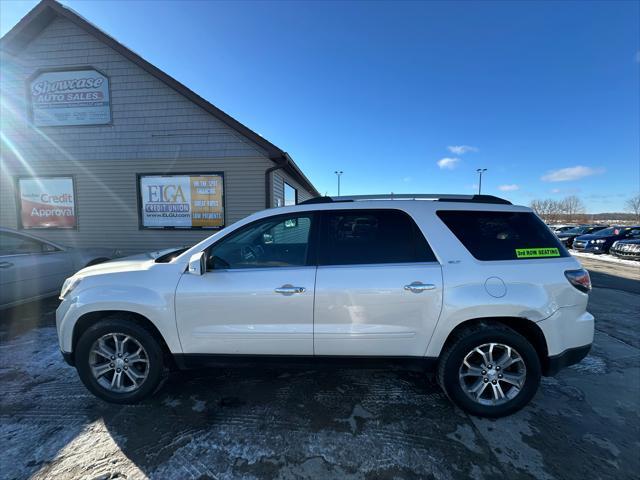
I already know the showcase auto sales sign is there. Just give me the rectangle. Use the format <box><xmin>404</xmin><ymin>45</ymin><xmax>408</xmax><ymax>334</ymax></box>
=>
<box><xmin>29</xmin><ymin>69</ymin><xmax>111</xmax><ymax>126</ymax></box>
<box><xmin>19</xmin><ymin>177</ymin><xmax>76</xmax><ymax>229</ymax></box>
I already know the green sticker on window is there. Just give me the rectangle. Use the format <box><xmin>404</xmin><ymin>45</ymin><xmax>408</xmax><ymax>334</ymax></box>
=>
<box><xmin>515</xmin><ymin>247</ymin><xmax>560</xmax><ymax>258</ymax></box>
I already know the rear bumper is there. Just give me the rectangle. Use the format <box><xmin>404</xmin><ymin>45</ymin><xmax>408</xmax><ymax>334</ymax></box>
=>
<box><xmin>544</xmin><ymin>344</ymin><xmax>591</xmax><ymax>376</ymax></box>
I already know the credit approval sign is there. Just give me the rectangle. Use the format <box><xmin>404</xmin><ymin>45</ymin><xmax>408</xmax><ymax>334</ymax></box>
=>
<box><xmin>29</xmin><ymin>69</ymin><xmax>111</xmax><ymax>126</ymax></box>
<box><xmin>18</xmin><ymin>177</ymin><xmax>76</xmax><ymax>229</ymax></box>
<box><xmin>139</xmin><ymin>174</ymin><xmax>225</xmax><ymax>229</ymax></box>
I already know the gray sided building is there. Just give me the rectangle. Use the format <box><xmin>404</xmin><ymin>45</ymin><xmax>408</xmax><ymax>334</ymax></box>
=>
<box><xmin>0</xmin><ymin>0</ymin><xmax>318</xmax><ymax>253</ymax></box>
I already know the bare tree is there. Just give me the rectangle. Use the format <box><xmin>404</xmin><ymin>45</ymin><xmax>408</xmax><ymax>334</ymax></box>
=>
<box><xmin>626</xmin><ymin>194</ymin><xmax>640</xmax><ymax>221</ymax></box>
<box><xmin>560</xmin><ymin>195</ymin><xmax>585</xmax><ymax>223</ymax></box>
<box><xmin>531</xmin><ymin>196</ymin><xmax>586</xmax><ymax>223</ymax></box>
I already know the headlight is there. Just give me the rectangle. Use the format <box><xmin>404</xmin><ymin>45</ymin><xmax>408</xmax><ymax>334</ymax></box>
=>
<box><xmin>60</xmin><ymin>277</ymin><xmax>82</xmax><ymax>300</ymax></box>
<box><xmin>593</xmin><ymin>239</ymin><xmax>606</xmax><ymax>244</ymax></box>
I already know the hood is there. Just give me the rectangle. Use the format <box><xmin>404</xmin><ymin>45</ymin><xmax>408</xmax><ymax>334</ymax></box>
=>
<box><xmin>111</xmin><ymin>247</ymin><xmax>185</xmax><ymax>262</ymax></box>
<box><xmin>575</xmin><ymin>233</ymin><xmax>615</xmax><ymax>241</ymax></box>
<box><xmin>75</xmin><ymin>257</ymin><xmax>156</xmax><ymax>278</ymax></box>
<box><xmin>616</xmin><ymin>239</ymin><xmax>640</xmax><ymax>245</ymax></box>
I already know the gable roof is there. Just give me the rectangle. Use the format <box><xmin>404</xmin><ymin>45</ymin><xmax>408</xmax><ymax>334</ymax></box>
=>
<box><xmin>1</xmin><ymin>0</ymin><xmax>319</xmax><ymax>197</ymax></box>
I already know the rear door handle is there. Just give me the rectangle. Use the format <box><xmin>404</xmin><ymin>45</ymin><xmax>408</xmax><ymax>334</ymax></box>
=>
<box><xmin>404</xmin><ymin>282</ymin><xmax>436</xmax><ymax>293</ymax></box>
<box><xmin>275</xmin><ymin>285</ymin><xmax>306</xmax><ymax>295</ymax></box>
<box><xmin>0</xmin><ymin>262</ymin><xmax>14</xmax><ymax>269</ymax></box>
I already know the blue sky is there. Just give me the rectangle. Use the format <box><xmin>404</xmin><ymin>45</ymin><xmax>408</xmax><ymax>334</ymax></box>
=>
<box><xmin>2</xmin><ymin>0</ymin><xmax>639</xmax><ymax>212</ymax></box>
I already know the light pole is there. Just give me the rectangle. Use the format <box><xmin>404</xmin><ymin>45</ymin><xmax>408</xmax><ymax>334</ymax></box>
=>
<box><xmin>476</xmin><ymin>168</ymin><xmax>487</xmax><ymax>195</ymax></box>
<box><xmin>334</xmin><ymin>170</ymin><xmax>343</xmax><ymax>196</ymax></box>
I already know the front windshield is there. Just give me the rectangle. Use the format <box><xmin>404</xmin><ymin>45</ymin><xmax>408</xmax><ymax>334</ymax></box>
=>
<box><xmin>593</xmin><ymin>227</ymin><xmax>622</xmax><ymax>236</ymax></box>
<box><xmin>563</xmin><ymin>227</ymin><xmax>587</xmax><ymax>234</ymax></box>
<box><xmin>155</xmin><ymin>247</ymin><xmax>190</xmax><ymax>263</ymax></box>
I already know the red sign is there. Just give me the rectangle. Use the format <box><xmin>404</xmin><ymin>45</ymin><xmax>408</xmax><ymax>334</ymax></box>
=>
<box><xmin>19</xmin><ymin>177</ymin><xmax>76</xmax><ymax>229</ymax></box>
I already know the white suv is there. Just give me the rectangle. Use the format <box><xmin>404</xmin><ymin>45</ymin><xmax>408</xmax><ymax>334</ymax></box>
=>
<box><xmin>56</xmin><ymin>194</ymin><xmax>594</xmax><ymax>417</ymax></box>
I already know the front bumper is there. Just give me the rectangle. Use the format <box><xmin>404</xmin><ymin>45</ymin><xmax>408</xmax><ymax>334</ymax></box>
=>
<box><xmin>573</xmin><ymin>242</ymin><xmax>606</xmax><ymax>254</ymax></box>
<box><xmin>544</xmin><ymin>344</ymin><xmax>591</xmax><ymax>376</ymax></box>
<box><xmin>610</xmin><ymin>248</ymin><xmax>640</xmax><ymax>260</ymax></box>
<box><xmin>61</xmin><ymin>350</ymin><xmax>75</xmax><ymax>367</ymax></box>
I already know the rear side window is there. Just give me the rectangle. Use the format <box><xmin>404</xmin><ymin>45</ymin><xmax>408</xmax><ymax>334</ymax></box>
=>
<box><xmin>319</xmin><ymin>209</ymin><xmax>437</xmax><ymax>265</ymax></box>
<box><xmin>437</xmin><ymin>210</ymin><xmax>569</xmax><ymax>261</ymax></box>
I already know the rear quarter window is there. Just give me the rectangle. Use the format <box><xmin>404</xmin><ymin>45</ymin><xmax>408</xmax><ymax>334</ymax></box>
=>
<box><xmin>437</xmin><ymin>210</ymin><xmax>569</xmax><ymax>261</ymax></box>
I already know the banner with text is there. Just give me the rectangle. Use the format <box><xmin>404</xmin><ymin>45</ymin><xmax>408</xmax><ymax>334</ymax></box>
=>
<box><xmin>30</xmin><ymin>69</ymin><xmax>111</xmax><ymax>126</ymax></box>
<box><xmin>140</xmin><ymin>174</ymin><xmax>224</xmax><ymax>229</ymax></box>
<box><xmin>19</xmin><ymin>177</ymin><xmax>76</xmax><ymax>229</ymax></box>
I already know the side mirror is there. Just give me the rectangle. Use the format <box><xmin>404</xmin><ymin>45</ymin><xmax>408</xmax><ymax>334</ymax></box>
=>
<box><xmin>188</xmin><ymin>252</ymin><xmax>206</xmax><ymax>275</ymax></box>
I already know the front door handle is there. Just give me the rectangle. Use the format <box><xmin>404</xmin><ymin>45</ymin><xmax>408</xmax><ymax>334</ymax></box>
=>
<box><xmin>0</xmin><ymin>262</ymin><xmax>14</xmax><ymax>269</ymax></box>
<box><xmin>404</xmin><ymin>282</ymin><xmax>436</xmax><ymax>293</ymax></box>
<box><xmin>275</xmin><ymin>285</ymin><xmax>306</xmax><ymax>295</ymax></box>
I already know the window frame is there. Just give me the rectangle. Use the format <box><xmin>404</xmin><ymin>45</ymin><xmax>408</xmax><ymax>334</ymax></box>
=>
<box><xmin>284</xmin><ymin>181</ymin><xmax>298</xmax><ymax>206</ymax></box>
<box><xmin>316</xmin><ymin>208</ymin><xmax>438</xmax><ymax>267</ymax></box>
<box><xmin>205</xmin><ymin>211</ymin><xmax>319</xmax><ymax>271</ymax></box>
<box><xmin>436</xmin><ymin>209</ymin><xmax>570</xmax><ymax>262</ymax></box>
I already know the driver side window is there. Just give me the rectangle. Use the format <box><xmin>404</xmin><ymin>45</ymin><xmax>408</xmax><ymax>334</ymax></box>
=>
<box><xmin>208</xmin><ymin>214</ymin><xmax>314</xmax><ymax>270</ymax></box>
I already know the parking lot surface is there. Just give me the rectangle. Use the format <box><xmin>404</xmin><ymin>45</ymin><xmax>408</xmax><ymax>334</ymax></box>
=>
<box><xmin>1</xmin><ymin>256</ymin><xmax>638</xmax><ymax>479</ymax></box>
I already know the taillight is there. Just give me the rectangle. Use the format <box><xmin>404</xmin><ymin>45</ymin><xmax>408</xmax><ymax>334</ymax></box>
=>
<box><xmin>565</xmin><ymin>269</ymin><xmax>591</xmax><ymax>293</ymax></box>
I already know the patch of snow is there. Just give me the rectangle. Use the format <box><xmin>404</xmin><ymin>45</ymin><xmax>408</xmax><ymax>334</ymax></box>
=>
<box><xmin>571</xmin><ymin>251</ymin><xmax>640</xmax><ymax>267</ymax></box>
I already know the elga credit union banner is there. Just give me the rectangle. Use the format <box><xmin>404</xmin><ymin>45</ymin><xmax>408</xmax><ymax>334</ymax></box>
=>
<box><xmin>19</xmin><ymin>177</ymin><xmax>76</xmax><ymax>229</ymax></box>
<box><xmin>140</xmin><ymin>175</ymin><xmax>225</xmax><ymax>229</ymax></box>
<box><xmin>29</xmin><ymin>69</ymin><xmax>111</xmax><ymax>127</ymax></box>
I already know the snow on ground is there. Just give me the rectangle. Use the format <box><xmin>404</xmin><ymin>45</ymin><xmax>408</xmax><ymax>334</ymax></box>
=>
<box><xmin>571</xmin><ymin>250</ymin><xmax>640</xmax><ymax>267</ymax></box>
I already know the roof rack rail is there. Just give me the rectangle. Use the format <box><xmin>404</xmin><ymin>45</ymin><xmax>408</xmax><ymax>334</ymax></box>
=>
<box><xmin>298</xmin><ymin>194</ymin><xmax>511</xmax><ymax>205</ymax></box>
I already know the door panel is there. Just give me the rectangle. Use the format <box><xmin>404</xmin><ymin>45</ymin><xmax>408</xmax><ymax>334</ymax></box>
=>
<box><xmin>175</xmin><ymin>267</ymin><xmax>316</xmax><ymax>354</ymax></box>
<box><xmin>175</xmin><ymin>211</ymin><xmax>317</xmax><ymax>355</ymax></box>
<box><xmin>314</xmin><ymin>263</ymin><xmax>443</xmax><ymax>356</ymax></box>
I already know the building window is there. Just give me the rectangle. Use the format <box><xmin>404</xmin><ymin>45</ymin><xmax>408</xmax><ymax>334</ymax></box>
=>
<box><xmin>17</xmin><ymin>176</ymin><xmax>77</xmax><ymax>229</ymax></box>
<box><xmin>284</xmin><ymin>182</ymin><xmax>297</xmax><ymax>206</ymax></box>
<box><xmin>138</xmin><ymin>173</ymin><xmax>225</xmax><ymax>229</ymax></box>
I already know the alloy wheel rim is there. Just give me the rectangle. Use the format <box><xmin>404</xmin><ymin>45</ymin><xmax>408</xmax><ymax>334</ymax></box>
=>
<box><xmin>89</xmin><ymin>333</ymin><xmax>149</xmax><ymax>393</ymax></box>
<box><xmin>458</xmin><ymin>342</ymin><xmax>526</xmax><ymax>406</ymax></box>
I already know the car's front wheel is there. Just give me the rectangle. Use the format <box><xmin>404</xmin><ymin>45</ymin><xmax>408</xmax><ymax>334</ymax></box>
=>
<box><xmin>437</xmin><ymin>323</ymin><xmax>541</xmax><ymax>417</ymax></box>
<box><xmin>75</xmin><ymin>316</ymin><xmax>165</xmax><ymax>403</ymax></box>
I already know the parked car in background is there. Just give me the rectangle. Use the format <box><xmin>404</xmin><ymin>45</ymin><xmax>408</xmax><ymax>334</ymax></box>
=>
<box><xmin>556</xmin><ymin>225</ymin><xmax>608</xmax><ymax>249</ymax></box>
<box><xmin>610</xmin><ymin>238</ymin><xmax>640</xmax><ymax>260</ymax></box>
<box><xmin>573</xmin><ymin>226</ymin><xmax>640</xmax><ymax>254</ymax></box>
<box><xmin>0</xmin><ymin>228</ymin><xmax>115</xmax><ymax>308</ymax></box>
<box><xmin>56</xmin><ymin>194</ymin><xmax>594</xmax><ymax>418</ymax></box>
<box><xmin>550</xmin><ymin>225</ymin><xmax>577</xmax><ymax>234</ymax></box>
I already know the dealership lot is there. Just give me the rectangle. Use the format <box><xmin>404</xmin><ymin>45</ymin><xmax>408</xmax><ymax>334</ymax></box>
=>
<box><xmin>1</xmin><ymin>256</ymin><xmax>638</xmax><ymax>480</ymax></box>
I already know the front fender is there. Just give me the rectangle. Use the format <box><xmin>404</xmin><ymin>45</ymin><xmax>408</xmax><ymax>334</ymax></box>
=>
<box><xmin>56</xmin><ymin>284</ymin><xmax>182</xmax><ymax>354</ymax></box>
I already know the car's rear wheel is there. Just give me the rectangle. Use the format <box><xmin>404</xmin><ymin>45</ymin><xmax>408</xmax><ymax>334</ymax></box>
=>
<box><xmin>437</xmin><ymin>323</ymin><xmax>541</xmax><ymax>417</ymax></box>
<box><xmin>75</xmin><ymin>317</ymin><xmax>165</xmax><ymax>403</ymax></box>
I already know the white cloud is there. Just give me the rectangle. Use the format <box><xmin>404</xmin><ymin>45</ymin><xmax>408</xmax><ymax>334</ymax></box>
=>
<box><xmin>437</xmin><ymin>157</ymin><xmax>460</xmax><ymax>169</ymax></box>
<box><xmin>498</xmin><ymin>184</ymin><xmax>519</xmax><ymax>191</ymax></box>
<box><xmin>447</xmin><ymin>145</ymin><xmax>478</xmax><ymax>155</ymax></box>
<box><xmin>541</xmin><ymin>165</ymin><xmax>605</xmax><ymax>182</ymax></box>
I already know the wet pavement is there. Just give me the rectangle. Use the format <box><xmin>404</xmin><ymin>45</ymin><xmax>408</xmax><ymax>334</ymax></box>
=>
<box><xmin>1</xmin><ymin>257</ymin><xmax>638</xmax><ymax>479</ymax></box>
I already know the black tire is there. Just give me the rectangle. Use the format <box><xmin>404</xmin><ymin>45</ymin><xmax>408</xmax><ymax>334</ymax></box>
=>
<box><xmin>75</xmin><ymin>316</ymin><xmax>165</xmax><ymax>404</ymax></box>
<box><xmin>437</xmin><ymin>322</ymin><xmax>541</xmax><ymax>418</ymax></box>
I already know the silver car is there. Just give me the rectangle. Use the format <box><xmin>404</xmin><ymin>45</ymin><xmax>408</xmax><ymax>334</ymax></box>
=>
<box><xmin>0</xmin><ymin>228</ymin><xmax>115</xmax><ymax>308</ymax></box>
